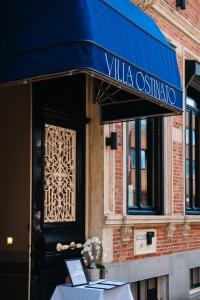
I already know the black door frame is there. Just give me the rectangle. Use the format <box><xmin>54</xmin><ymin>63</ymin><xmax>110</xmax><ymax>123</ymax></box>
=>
<box><xmin>31</xmin><ymin>94</ymin><xmax>86</xmax><ymax>299</ymax></box>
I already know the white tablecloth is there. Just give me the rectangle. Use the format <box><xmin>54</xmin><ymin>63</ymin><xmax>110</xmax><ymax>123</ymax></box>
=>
<box><xmin>51</xmin><ymin>283</ymin><xmax>134</xmax><ymax>300</ymax></box>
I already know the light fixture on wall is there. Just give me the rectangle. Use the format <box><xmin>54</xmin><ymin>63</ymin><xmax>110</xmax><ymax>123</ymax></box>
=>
<box><xmin>176</xmin><ymin>0</ymin><xmax>187</xmax><ymax>9</ymax></box>
<box><xmin>106</xmin><ymin>132</ymin><xmax>118</xmax><ymax>150</ymax></box>
<box><xmin>146</xmin><ymin>231</ymin><xmax>155</xmax><ymax>245</ymax></box>
<box><xmin>7</xmin><ymin>237</ymin><xmax>13</xmax><ymax>245</ymax></box>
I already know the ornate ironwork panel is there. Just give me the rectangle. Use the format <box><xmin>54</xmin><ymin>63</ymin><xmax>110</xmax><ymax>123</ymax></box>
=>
<box><xmin>44</xmin><ymin>124</ymin><xmax>76</xmax><ymax>223</ymax></box>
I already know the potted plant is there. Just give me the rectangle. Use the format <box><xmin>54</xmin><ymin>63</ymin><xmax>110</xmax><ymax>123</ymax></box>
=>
<box><xmin>81</xmin><ymin>236</ymin><xmax>107</xmax><ymax>281</ymax></box>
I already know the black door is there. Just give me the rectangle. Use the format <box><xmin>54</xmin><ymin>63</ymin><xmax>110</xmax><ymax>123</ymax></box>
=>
<box><xmin>31</xmin><ymin>75</ymin><xmax>86</xmax><ymax>300</ymax></box>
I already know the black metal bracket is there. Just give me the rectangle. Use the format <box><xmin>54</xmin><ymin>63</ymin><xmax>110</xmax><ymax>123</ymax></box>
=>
<box><xmin>94</xmin><ymin>79</ymin><xmax>121</xmax><ymax>104</ymax></box>
<box><xmin>106</xmin><ymin>132</ymin><xmax>118</xmax><ymax>150</ymax></box>
<box><xmin>176</xmin><ymin>0</ymin><xmax>187</xmax><ymax>9</ymax></box>
<box><xmin>146</xmin><ymin>231</ymin><xmax>155</xmax><ymax>245</ymax></box>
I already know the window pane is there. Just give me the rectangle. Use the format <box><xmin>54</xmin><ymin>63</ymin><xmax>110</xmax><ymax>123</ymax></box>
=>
<box><xmin>186</xmin><ymin>160</ymin><xmax>189</xmax><ymax>176</ymax></box>
<box><xmin>192</xmin><ymin>129</ymin><xmax>196</xmax><ymax>146</ymax></box>
<box><xmin>130</xmin><ymin>282</ymin><xmax>139</xmax><ymax>300</ymax></box>
<box><xmin>141</xmin><ymin>118</ymin><xmax>158</xmax><ymax>208</ymax></box>
<box><xmin>140</xmin><ymin>119</ymin><xmax>148</xmax><ymax>206</ymax></box>
<box><xmin>140</xmin><ymin>280</ymin><xmax>147</xmax><ymax>300</ymax></box>
<box><xmin>127</xmin><ymin>121</ymin><xmax>136</xmax><ymax>207</ymax></box>
<box><xmin>193</xmin><ymin>114</ymin><xmax>199</xmax><ymax>208</ymax></box>
<box><xmin>141</xmin><ymin>150</ymin><xmax>147</xmax><ymax>169</ymax></box>
<box><xmin>127</xmin><ymin>118</ymin><xmax>161</xmax><ymax>212</ymax></box>
<box><xmin>186</xmin><ymin>108</ymin><xmax>200</xmax><ymax>211</ymax></box>
<box><xmin>147</xmin><ymin>278</ymin><xmax>157</xmax><ymax>300</ymax></box>
<box><xmin>131</xmin><ymin>278</ymin><xmax>158</xmax><ymax>300</ymax></box>
<box><xmin>141</xmin><ymin>119</ymin><xmax>147</xmax><ymax>131</ymax></box>
<box><xmin>130</xmin><ymin>120</ymin><xmax>135</xmax><ymax>129</ymax></box>
<box><xmin>130</xmin><ymin>148</ymin><xmax>136</xmax><ymax>168</ymax></box>
<box><xmin>193</xmin><ymin>114</ymin><xmax>196</xmax><ymax>207</ymax></box>
<box><xmin>191</xmin><ymin>268</ymin><xmax>200</xmax><ymax>287</ymax></box>
<box><xmin>186</xmin><ymin>128</ymin><xmax>189</xmax><ymax>144</ymax></box>
<box><xmin>148</xmin><ymin>278</ymin><xmax>156</xmax><ymax>289</ymax></box>
<box><xmin>185</xmin><ymin>111</ymin><xmax>190</xmax><ymax>208</ymax></box>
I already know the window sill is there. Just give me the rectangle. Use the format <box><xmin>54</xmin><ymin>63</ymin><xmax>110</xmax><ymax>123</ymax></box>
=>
<box><xmin>190</xmin><ymin>286</ymin><xmax>200</xmax><ymax>295</ymax></box>
<box><xmin>104</xmin><ymin>214</ymin><xmax>200</xmax><ymax>226</ymax></box>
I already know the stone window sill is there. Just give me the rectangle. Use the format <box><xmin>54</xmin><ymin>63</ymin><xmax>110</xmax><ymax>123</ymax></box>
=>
<box><xmin>104</xmin><ymin>214</ymin><xmax>200</xmax><ymax>226</ymax></box>
<box><xmin>190</xmin><ymin>287</ymin><xmax>200</xmax><ymax>297</ymax></box>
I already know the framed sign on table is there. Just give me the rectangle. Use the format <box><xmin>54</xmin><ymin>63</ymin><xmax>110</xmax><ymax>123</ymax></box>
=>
<box><xmin>64</xmin><ymin>258</ymin><xmax>88</xmax><ymax>287</ymax></box>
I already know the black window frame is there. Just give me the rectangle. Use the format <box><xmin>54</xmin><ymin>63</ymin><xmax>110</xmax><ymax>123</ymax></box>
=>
<box><xmin>126</xmin><ymin>117</ymin><xmax>163</xmax><ymax>215</ymax></box>
<box><xmin>185</xmin><ymin>96</ymin><xmax>200</xmax><ymax>214</ymax></box>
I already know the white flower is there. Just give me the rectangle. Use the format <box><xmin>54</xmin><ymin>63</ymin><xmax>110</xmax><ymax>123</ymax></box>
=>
<box><xmin>84</xmin><ymin>239</ymin><xmax>91</xmax><ymax>247</ymax></box>
<box><xmin>103</xmin><ymin>251</ymin><xmax>107</xmax><ymax>258</ymax></box>
<box><xmin>85</xmin><ymin>246</ymin><xmax>92</xmax><ymax>252</ymax></box>
<box><xmin>63</xmin><ymin>245</ymin><xmax>69</xmax><ymax>250</ymax></box>
<box><xmin>81</xmin><ymin>236</ymin><xmax>106</xmax><ymax>268</ymax></box>
<box><xmin>70</xmin><ymin>242</ymin><xmax>76</xmax><ymax>247</ymax></box>
<box><xmin>56</xmin><ymin>243</ymin><xmax>62</xmax><ymax>251</ymax></box>
<box><xmin>92</xmin><ymin>237</ymin><xmax>99</xmax><ymax>243</ymax></box>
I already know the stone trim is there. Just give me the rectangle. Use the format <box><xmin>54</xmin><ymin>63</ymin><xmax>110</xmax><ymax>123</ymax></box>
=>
<box><xmin>130</xmin><ymin>0</ymin><xmax>157</xmax><ymax>10</ymax></box>
<box><xmin>104</xmin><ymin>214</ymin><xmax>200</xmax><ymax>226</ymax></box>
<box><xmin>107</xmin><ymin>250</ymin><xmax>200</xmax><ymax>300</ymax></box>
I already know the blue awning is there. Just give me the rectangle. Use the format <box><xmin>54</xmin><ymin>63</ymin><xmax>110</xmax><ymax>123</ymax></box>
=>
<box><xmin>0</xmin><ymin>0</ymin><xmax>182</xmax><ymax>113</ymax></box>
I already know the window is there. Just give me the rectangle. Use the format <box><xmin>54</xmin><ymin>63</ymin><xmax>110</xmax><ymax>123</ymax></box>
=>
<box><xmin>127</xmin><ymin>117</ymin><xmax>163</xmax><ymax>214</ymax></box>
<box><xmin>190</xmin><ymin>267</ymin><xmax>200</xmax><ymax>290</ymax></box>
<box><xmin>130</xmin><ymin>276</ymin><xmax>168</xmax><ymax>300</ymax></box>
<box><xmin>185</xmin><ymin>96</ymin><xmax>200</xmax><ymax>213</ymax></box>
<box><xmin>131</xmin><ymin>278</ymin><xmax>157</xmax><ymax>300</ymax></box>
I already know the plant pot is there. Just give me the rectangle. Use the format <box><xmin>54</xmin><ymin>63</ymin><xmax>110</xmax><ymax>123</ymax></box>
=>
<box><xmin>85</xmin><ymin>268</ymin><xmax>100</xmax><ymax>282</ymax></box>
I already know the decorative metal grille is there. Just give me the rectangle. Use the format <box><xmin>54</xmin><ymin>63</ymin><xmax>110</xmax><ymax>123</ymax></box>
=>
<box><xmin>44</xmin><ymin>124</ymin><xmax>76</xmax><ymax>223</ymax></box>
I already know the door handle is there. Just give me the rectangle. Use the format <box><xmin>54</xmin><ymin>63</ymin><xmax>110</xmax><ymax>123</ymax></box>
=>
<box><xmin>56</xmin><ymin>242</ymin><xmax>82</xmax><ymax>251</ymax></box>
<box><xmin>33</xmin><ymin>210</ymin><xmax>41</xmax><ymax>232</ymax></box>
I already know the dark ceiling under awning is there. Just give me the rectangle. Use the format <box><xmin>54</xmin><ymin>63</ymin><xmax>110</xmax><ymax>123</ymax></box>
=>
<box><xmin>0</xmin><ymin>0</ymin><xmax>183</xmax><ymax>120</ymax></box>
<box><xmin>185</xmin><ymin>60</ymin><xmax>200</xmax><ymax>92</ymax></box>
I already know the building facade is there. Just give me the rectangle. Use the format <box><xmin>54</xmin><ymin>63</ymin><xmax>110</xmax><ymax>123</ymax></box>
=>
<box><xmin>104</xmin><ymin>1</ymin><xmax>200</xmax><ymax>300</ymax></box>
<box><xmin>0</xmin><ymin>1</ymin><xmax>199</xmax><ymax>300</ymax></box>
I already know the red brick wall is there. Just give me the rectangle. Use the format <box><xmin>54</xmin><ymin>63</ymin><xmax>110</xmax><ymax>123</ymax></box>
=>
<box><xmin>164</xmin><ymin>0</ymin><xmax>200</xmax><ymax>31</ymax></box>
<box><xmin>148</xmin><ymin>6</ymin><xmax>200</xmax><ymax>57</ymax></box>
<box><xmin>113</xmin><ymin>224</ymin><xmax>200</xmax><ymax>262</ymax></box>
<box><xmin>112</xmin><ymin>1</ymin><xmax>200</xmax><ymax>261</ymax></box>
<box><xmin>173</xmin><ymin>138</ymin><xmax>184</xmax><ymax>214</ymax></box>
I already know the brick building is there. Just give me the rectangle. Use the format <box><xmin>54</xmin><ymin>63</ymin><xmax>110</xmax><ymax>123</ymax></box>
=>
<box><xmin>101</xmin><ymin>1</ymin><xmax>200</xmax><ymax>299</ymax></box>
<box><xmin>0</xmin><ymin>1</ymin><xmax>199</xmax><ymax>300</ymax></box>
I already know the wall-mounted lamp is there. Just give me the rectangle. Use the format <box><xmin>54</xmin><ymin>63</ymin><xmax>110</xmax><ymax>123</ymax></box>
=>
<box><xmin>176</xmin><ymin>0</ymin><xmax>187</xmax><ymax>9</ymax></box>
<box><xmin>7</xmin><ymin>237</ymin><xmax>13</xmax><ymax>245</ymax></box>
<box><xmin>106</xmin><ymin>132</ymin><xmax>118</xmax><ymax>150</ymax></box>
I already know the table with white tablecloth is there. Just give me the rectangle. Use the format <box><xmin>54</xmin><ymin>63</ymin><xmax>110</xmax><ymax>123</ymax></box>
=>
<box><xmin>51</xmin><ymin>283</ymin><xmax>134</xmax><ymax>300</ymax></box>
